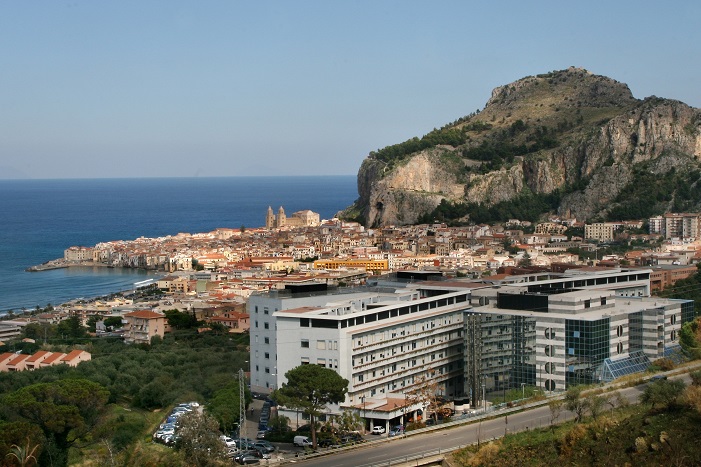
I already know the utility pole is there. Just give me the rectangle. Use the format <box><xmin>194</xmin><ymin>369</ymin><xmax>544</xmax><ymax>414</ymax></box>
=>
<box><xmin>239</xmin><ymin>368</ymin><xmax>245</xmax><ymax>448</ymax></box>
<box><xmin>482</xmin><ymin>381</ymin><xmax>486</xmax><ymax>413</ymax></box>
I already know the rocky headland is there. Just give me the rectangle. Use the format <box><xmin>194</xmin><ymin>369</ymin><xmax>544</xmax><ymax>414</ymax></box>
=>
<box><xmin>341</xmin><ymin>67</ymin><xmax>701</xmax><ymax>227</ymax></box>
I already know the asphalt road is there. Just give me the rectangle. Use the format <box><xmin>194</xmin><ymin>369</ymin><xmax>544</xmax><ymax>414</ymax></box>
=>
<box><xmin>287</xmin><ymin>372</ymin><xmax>693</xmax><ymax>467</ymax></box>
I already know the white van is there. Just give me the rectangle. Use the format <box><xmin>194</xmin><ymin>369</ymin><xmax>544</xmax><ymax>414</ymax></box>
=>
<box><xmin>293</xmin><ymin>435</ymin><xmax>313</xmax><ymax>447</ymax></box>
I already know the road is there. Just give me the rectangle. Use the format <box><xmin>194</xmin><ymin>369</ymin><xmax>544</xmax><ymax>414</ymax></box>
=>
<box><xmin>286</xmin><ymin>372</ymin><xmax>692</xmax><ymax>467</ymax></box>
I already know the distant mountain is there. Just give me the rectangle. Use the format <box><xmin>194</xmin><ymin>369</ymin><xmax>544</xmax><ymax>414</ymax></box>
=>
<box><xmin>341</xmin><ymin>67</ymin><xmax>701</xmax><ymax>227</ymax></box>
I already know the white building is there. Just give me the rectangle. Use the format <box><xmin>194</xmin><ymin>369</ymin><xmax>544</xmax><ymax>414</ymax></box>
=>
<box><xmin>249</xmin><ymin>283</ymin><xmax>471</xmax><ymax>430</ymax></box>
<box><xmin>249</xmin><ymin>268</ymin><xmax>692</xmax><ymax>430</ymax></box>
<box><xmin>465</xmin><ymin>267</ymin><xmax>691</xmax><ymax>401</ymax></box>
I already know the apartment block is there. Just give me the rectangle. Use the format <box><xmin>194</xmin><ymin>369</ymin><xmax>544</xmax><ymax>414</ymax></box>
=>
<box><xmin>122</xmin><ymin>310</ymin><xmax>166</xmax><ymax>344</ymax></box>
<box><xmin>664</xmin><ymin>213</ymin><xmax>701</xmax><ymax>240</ymax></box>
<box><xmin>584</xmin><ymin>223</ymin><xmax>616</xmax><ymax>242</ymax></box>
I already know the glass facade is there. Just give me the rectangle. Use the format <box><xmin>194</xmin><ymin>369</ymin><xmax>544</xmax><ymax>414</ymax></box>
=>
<box><xmin>681</xmin><ymin>300</ymin><xmax>695</xmax><ymax>324</ymax></box>
<box><xmin>468</xmin><ymin>313</ymin><xmax>537</xmax><ymax>402</ymax></box>
<box><xmin>628</xmin><ymin>311</ymin><xmax>643</xmax><ymax>353</ymax></box>
<box><xmin>600</xmin><ymin>350</ymin><xmax>650</xmax><ymax>382</ymax></box>
<box><xmin>565</xmin><ymin>318</ymin><xmax>610</xmax><ymax>386</ymax></box>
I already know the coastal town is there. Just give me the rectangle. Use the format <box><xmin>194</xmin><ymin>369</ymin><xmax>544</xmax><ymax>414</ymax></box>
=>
<box><xmin>3</xmin><ymin>204</ymin><xmax>699</xmax><ymax>456</ymax></box>
<box><xmin>3</xmin><ymin>208</ymin><xmax>699</xmax><ymax>366</ymax></box>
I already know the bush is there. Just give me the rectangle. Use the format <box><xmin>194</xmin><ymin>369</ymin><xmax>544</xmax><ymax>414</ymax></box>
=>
<box><xmin>649</xmin><ymin>358</ymin><xmax>675</xmax><ymax>372</ymax></box>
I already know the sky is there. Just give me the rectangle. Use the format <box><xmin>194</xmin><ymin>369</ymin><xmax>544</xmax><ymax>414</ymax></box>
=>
<box><xmin>1</xmin><ymin>1</ymin><xmax>700</xmax><ymax>180</ymax></box>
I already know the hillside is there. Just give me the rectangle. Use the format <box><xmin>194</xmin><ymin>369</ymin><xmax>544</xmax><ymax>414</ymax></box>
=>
<box><xmin>341</xmin><ymin>67</ymin><xmax>701</xmax><ymax>227</ymax></box>
<box><xmin>449</xmin><ymin>384</ymin><xmax>701</xmax><ymax>466</ymax></box>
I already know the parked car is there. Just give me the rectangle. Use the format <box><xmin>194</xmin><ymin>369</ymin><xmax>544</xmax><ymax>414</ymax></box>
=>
<box><xmin>318</xmin><ymin>437</ymin><xmax>339</xmax><ymax>447</ymax></box>
<box><xmin>371</xmin><ymin>426</ymin><xmax>386</xmax><ymax>435</ymax></box>
<box><xmin>293</xmin><ymin>435</ymin><xmax>313</xmax><ymax>447</ymax></box>
<box><xmin>234</xmin><ymin>438</ymin><xmax>256</xmax><ymax>450</ymax></box>
<box><xmin>253</xmin><ymin>440</ymin><xmax>275</xmax><ymax>453</ymax></box>
<box><xmin>220</xmin><ymin>435</ymin><xmax>237</xmax><ymax>448</ymax></box>
<box><xmin>233</xmin><ymin>451</ymin><xmax>260</xmax><ymax>465</ymax></box>
<box><xmin>388</xmin><ymin>425</ymin><xmax>404</xmax><ymax>437</ymax></box>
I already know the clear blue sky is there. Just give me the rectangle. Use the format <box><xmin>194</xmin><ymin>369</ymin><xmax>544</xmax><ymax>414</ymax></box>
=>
<box><xmin>1</xmin><ymin>1</ymin><xmax>699</xmax><ymax>179</ymax></box>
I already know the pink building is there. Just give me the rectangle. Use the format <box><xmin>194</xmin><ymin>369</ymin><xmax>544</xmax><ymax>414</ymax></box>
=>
<box><xmin>123</xmin><ymin>310</ymin><xmax>166</xmax><ymax>345</ymax></box>
<box><xmin>62</xmin><ymin>349</ymin><xmax>92</xmax><ymax>367</ymax></box>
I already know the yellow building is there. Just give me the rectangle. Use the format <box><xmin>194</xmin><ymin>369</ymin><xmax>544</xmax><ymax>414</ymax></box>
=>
<box><xmin>313</xmin><ymin>258</ymin><xmax>389</xmax><ymax>275</ymax></box>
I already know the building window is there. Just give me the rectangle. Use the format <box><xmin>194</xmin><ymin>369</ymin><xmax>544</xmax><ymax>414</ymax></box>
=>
<box><xmin>317</xmin><ymin>340</ymin><xmax>326</xmax><ymax>350</ymax></box>
<box><xmin>671</xmin><ymin>330</ymin><xmax>677</xmax><ymax>341</ymax></box>
<box><xmin>264</xmin><ymin>337</ymin><xmax>269</xmax><ymax>344</ymax></box>
<box><xmin>265</xmin><ymin>353</ymin><xmax>270</xmax><ymax>359</ymax></box>
<box><xmin>301</xmin><ymin>339</ymin><xmax>309</xmax><ymax>348</ymax></box>
<box><xmin>254</xmin><ymin>306</ymin><xmax>258</xmax><ymax>313</ymax></box>
<box><xmin>617</xmin><ymin>325</ymin><xmax>623</xmax><ymax>337</ymax></box>
<box><xmin>264</xmin><ymin>307</ymin><xmax>269</xmax><ymax>315</ymax></box>
<box><xmin>264</xmin><ymin>322</ymin><xmax>269</xmax><ymax>329</ymax></box>
<box><xmin>255</xmin><ymin>321</ymin><xmax>258</xmax><ymax>328</ymax></box>
<box><xmin>265</xmin><ymin>367</ymin><xmax>270</xmax><ymax>373</ymax></box>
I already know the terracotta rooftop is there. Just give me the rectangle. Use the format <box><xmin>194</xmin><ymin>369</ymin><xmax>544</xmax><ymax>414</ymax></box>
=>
<box><xmin>25</xmin><ymin>350</ymin><xmax>51</xmax><ymax>363</ymax></box>
<box><xmin>42</xmin><ymin>352</ymin><xmax>66</xmax><ymax>364</ymax></box>
<box><xmin>62</xmin><ymin>350</ymin><xmax>87</xmax><ymax>361</ymax></box>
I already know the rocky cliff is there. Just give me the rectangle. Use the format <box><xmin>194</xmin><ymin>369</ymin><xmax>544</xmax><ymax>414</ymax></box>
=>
<box><xmin>342</xmin><ymin>67</ymin><xmax>701</xmax><ymax>227</ymax></box>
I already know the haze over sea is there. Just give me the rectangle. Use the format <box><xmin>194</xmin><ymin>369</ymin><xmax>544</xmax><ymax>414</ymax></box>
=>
<box><xmin>0</xmin><ymin>176</ymin><xmax>357</xmax><ymax>315</ymax></box>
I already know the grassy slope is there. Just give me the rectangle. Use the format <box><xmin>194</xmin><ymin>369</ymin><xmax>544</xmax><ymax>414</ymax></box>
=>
<box><xmin>449</xmin><ymin>401</ymin><xmax>701</xmax><ymax>466</ymax></box>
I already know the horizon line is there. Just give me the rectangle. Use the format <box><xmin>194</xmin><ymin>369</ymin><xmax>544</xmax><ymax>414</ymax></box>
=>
<box><xmin>0</xmin><ymin>174</ymin><xmax>358</xmax><ymax>182</ymax></box>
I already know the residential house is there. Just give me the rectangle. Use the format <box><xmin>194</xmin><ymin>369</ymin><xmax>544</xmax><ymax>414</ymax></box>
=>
<box><xmin>123</xmin><ymin>310</ymin><xmax>167</xmax><ymax>345</ymax></box>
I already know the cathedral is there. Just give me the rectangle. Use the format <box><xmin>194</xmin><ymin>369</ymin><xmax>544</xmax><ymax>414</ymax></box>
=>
<box><xmin>266</xmin><ymin>206</ymin><xmax>320</xmax><ymax>229</ymax></box>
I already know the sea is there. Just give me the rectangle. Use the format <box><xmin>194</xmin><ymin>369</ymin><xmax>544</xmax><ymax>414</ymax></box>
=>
<box><xmin>0</xmin><ymin>176</ymin><xmax>357</xmax><ymax>315</ymax></box>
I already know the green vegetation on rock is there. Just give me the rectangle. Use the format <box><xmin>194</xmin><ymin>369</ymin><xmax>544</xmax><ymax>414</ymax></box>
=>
<box><xmin>346</xmin><ymin>67</ymin><xmax>701</xmax><ymax>227</ymax></box>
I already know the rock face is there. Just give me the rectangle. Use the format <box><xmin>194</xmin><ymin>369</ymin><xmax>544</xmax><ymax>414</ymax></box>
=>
<box><xmin>358</xmin><ymin>151</ymin><xmax>465</xmax><ymax>226</ymax></box>
<box><xmin>345</xmin><ymin>68</ymin><xmax>701</xmax><ymax>226</ymax></box>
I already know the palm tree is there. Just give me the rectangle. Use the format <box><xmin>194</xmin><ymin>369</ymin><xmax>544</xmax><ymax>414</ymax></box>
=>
<box><xmin>5</xmin><ymin>437</ymin><xmax>40</xmax><ymax>467</ymax></box>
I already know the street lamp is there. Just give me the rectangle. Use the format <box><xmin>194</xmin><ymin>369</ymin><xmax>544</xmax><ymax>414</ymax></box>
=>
<box><xmin>481</xmin><ymin>382</ymin><xmax>486</xmax><ymax>412</ymax></box>
<box><xmin>521</xmin><ymin>382</ymin><xmax>526</xmax><ymax>400</ymax></box>
<box><xmin>238</xmin><ymin>368</ymin><xmax>246</xmax><ymax>449</ymax></box>
<box><xmin>360</xmin><ymin>396</ymin><xmax>366</xmax><ymax>433</ymax></box>
<box><xmin>402</xmin><ymin>399</ymin><xmax>407</xmax><ymax>437</ymax></box>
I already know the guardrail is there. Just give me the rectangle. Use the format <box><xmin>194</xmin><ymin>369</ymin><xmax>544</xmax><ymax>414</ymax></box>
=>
<box><xmin>273</xmin><ymin>364</ymin><xmax>701</xmax><ymax>466</ymax></box>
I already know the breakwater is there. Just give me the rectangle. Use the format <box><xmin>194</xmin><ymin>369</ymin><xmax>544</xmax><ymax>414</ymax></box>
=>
<box><xmin>26</xmin><ymin>259</ymin><xmax>110</xmax><ymax>272</ymax></box>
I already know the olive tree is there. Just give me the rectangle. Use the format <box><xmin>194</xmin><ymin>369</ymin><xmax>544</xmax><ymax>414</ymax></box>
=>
<box><xmin>175</xmin><ymin>411</ymin><xmax>228</xmax><ymax>467</ymax></box>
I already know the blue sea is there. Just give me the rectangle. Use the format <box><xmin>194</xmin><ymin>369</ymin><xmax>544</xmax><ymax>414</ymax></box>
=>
<box><xmin>0</xmin><ymin>176</ymin><xmax>357</xmax><ymax>314</ymax></box>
